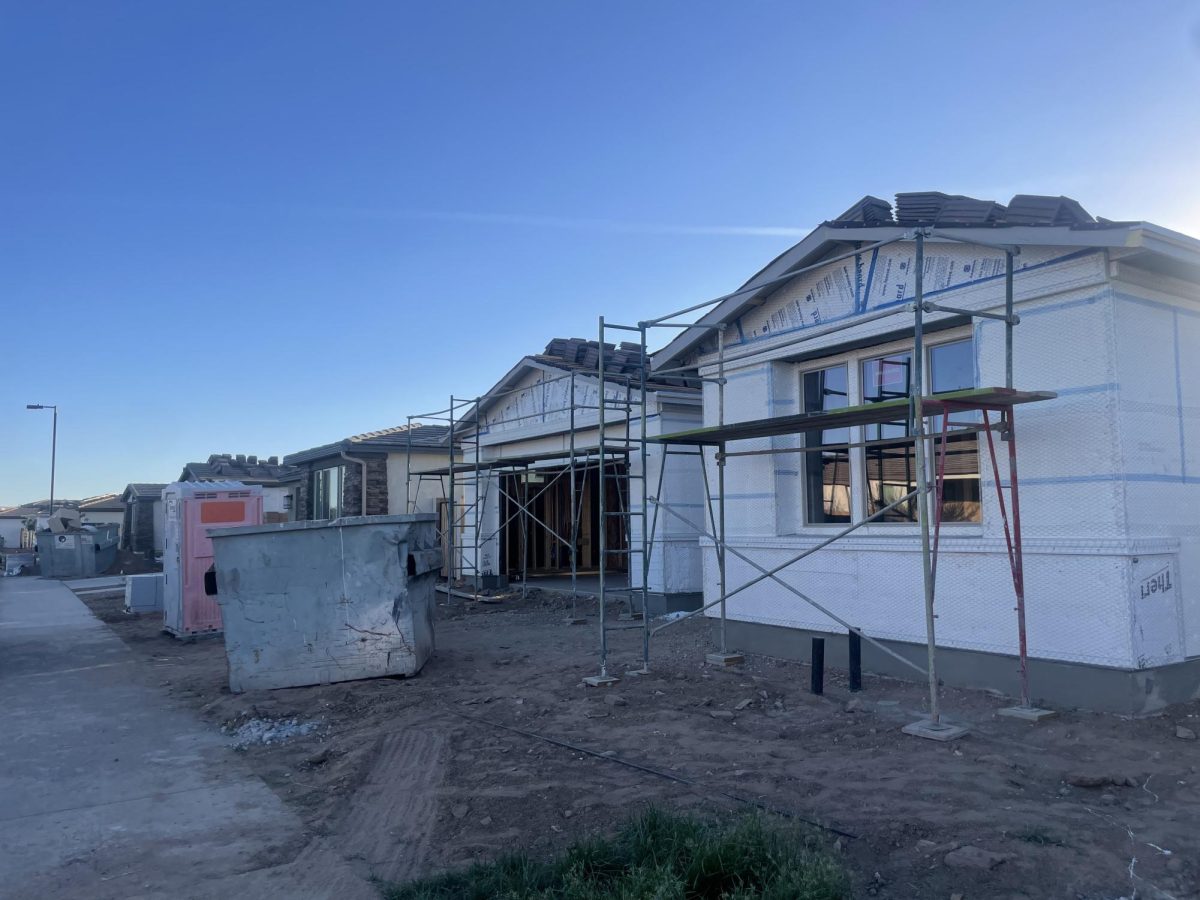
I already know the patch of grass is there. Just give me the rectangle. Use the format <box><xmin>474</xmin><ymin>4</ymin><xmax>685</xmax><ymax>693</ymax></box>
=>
<box><xmin>383</xmin><ymin>808</ymin><xmax>848</xmax><ymax>900</ymax></box>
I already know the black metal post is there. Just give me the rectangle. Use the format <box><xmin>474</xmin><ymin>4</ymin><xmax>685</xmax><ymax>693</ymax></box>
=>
<box><xmin>810</xmin><ymin>637</ymin><xmax>825</xmax><ymax>695</ymax></box>
<box><xmin>848</xmin><ymin>629</ymin><xmax>862</xmax><ymax>692</ymax></box>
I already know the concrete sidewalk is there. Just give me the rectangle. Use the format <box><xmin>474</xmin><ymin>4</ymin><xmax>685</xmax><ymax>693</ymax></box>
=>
<box><xmin>0</xmin><ymin>577</ymin><xmax>374</xmax><ymax>900</ymax></box>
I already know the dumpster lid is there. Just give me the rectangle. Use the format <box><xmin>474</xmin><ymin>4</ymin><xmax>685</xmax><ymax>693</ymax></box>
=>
<box><xmin>207</xmin><ymin>513</ymin><xmax>436</xmax><ymax>539</ymax></box>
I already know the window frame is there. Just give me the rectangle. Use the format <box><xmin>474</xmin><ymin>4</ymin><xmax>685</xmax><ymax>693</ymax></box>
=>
<box><xmin>311</xmin><ymin>464</ymin><xmax>345</xmax><ymax>520</ymax></box>
<box><xmin>793</xmin><ymin>329</ymin><xmax>982</xmax><ymax>534</ymax></box>
<box><xmin>798</xmin><ymin>362</ymin><xmax>853</xmax><ymax>526</ymax></box>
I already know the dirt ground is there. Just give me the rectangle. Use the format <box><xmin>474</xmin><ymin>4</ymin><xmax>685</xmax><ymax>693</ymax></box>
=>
<box><xmin>108</xmin><ymin>548</ymin><xmax>162</xmax><ymax>576</ymax></box>
<box><xmin>79</xmin><ymin>587</ymin><xmax>1199</xmax><ymax>900</ymax></box>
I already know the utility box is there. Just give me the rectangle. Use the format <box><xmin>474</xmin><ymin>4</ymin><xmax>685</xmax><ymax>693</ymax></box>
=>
<box><xmin>162</xmin><ymin>481</ymin><xmax>263</xmax><ymax>638</ymax></box>
<box><xmin>36</xmin><ymin>523</ymin><xmax>119</xmax><ymax>578</ymax></box>
<box><xmin>208</xmin><ymin>514</ymin><xmax>439</xmax><ymax>692</ymax></box>
<box><xmin>125</xmin><ymin>573</ymin><xmax>165</xmax><ymax>614</ymax></box>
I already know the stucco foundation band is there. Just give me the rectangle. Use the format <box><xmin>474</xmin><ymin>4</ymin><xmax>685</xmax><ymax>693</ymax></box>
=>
<box><xmin>714</xmin><ymin>618</ymin><xmax>1200</xmax><ymax>716</ymax></box>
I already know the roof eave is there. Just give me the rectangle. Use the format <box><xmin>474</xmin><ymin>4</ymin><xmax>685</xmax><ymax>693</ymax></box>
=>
<box><xmin>651</xmin><ymin>221</ymin><xmax>1200</xmax><ymax>371</ymax></box>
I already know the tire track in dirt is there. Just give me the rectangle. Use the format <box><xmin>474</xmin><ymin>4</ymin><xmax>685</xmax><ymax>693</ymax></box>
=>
<box><xmin>333</xmin><ymin>727</ymin><xmax>447</xmax><ymax>884</ymax></box>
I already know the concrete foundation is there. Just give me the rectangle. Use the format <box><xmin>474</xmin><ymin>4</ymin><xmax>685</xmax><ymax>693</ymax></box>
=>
<box><xmin>583</xmin><ymin>674</ymin><xmax>619</xmax><ymax>687</ymax></box>
<box><xmin>631</xmin><ymin>590</ymin><xmax>703</xmax><ymax>618</ymax></box>
<box><xmin>997</xmin><ymin>705</ymin><xmax>1058</xmax><ymax>722</ymax></box>
<box><xmin>902</xmin><ymin>719</ymin><xmax>970</xmax><ymax>742</ymax></box>
<box><xmin>716</xmin><ymin>618</ymin><xmax>1200</xmax><ymax>716</ymax></box>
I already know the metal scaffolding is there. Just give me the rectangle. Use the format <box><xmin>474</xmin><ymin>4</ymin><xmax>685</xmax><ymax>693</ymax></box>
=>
<box><xmin>405</xmin><ymin>368</ymin><xmax>647</xmax><ymax>623</ymax></box>
<box><xmin>588</xmin><ymin>228</ymin><xmax>1055</xmax><ymax>739</ymax></box>
<box><xmin>407</xmin><ymin>227</ymin><xmax>1055</xmax><ymax>736</ymax></box>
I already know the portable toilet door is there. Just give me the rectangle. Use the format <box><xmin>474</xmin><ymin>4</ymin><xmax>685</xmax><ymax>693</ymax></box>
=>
<box><xmin>162</xmin><ymin>482</ymin><xmax>263</xmax><ymax>638</ymax></box>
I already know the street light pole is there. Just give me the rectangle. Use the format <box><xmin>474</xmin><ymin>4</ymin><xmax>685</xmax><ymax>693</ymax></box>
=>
<box><xmin>26</xmin><ymin>404</ymin><xmax>57</xmax><ymax>516</ymax></box>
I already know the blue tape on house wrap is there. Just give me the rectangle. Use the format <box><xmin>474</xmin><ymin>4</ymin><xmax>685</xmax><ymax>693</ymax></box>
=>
<box><xmin>731</xmin><ymin>247</ymin><xmax>1100</xmax><ymax>348</ymax></box>
<box><xmin>860</xmin><ymin>248</ymin><xmax>879</xmax><ymax>315</ymax></box>
<box><xmin>991</xmin><ymin>473</ymin><xmax>1200</xmax><ymax>487</ymax></box>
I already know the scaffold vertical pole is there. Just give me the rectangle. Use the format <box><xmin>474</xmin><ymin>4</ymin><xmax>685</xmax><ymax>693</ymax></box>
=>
<box><xmin>519</xmin><ymin>463</ymin><xmax>529</xmax><ymax>599</ymax></box>
<box><xmin>1005</xmin><ymin>250</ymin><xmax>1015</xmax><ymax>390</ymax></box>
<box><xmin>447</xmin><ymin>396</ymin><xmax>456</xmax><ymax>588</ymax></box>
<box><xmin>585</xmin><ymin>316</ymin><xmax>617</xmax><ymax>685</ymax></box>
<box><xmin>405</xmin><ymin>415</ymin><xmax>415</xmax><ymax>515</ymax></box>
<box><xmin>706</xmin><ymin>327</ymin><xmax>741</xmax><ymax>666</ymax></box>
<box><xmin>1007</xmin><ymin>408</ymin><xmax>1031</xmax><ymax>708</ymax></box>
<box><xmin>908</xmin><ymin>230</ymin><xmax>947</xmax><ymax>736</ymax></box>
<box><xmin>568</xmin><ymin>371</ymin><xmax>580</xmax><ymax>622</ymax></box>
<box><xmin>638</xmin><ymin>323</ymin><xmax>651</xmax><ymax>671</ymax></box>
<box><xmin>473</xmin><ymin>394</ymin><xmax>482</xmax><ymax>591</ymax></box>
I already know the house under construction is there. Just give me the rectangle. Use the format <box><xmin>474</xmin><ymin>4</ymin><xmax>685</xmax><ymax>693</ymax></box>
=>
<box><xmin>417</xmin><ymin>338</ymin><xmax>706</xmax><ymax>616</ymax></box>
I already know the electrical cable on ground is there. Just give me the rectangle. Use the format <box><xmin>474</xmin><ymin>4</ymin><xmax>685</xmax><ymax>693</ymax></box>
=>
<box><xmin>452</xmin><ymin>709</ymin><xmax>858</xmax><ymax>840</ymax></box>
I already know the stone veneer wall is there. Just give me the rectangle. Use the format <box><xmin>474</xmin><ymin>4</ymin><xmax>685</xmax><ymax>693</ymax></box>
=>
<box><xmin>294</xmin><ymin>474</ymin><xmax>311</xmax><ymax>521</ymax></box>
<box><xmin>340</xmin><ymin>455</ymin><xmax>389</xmax><ymax>517</ymax></box>
<box><xmin>134</xmin><ymin>500</ymin><xmax>156</xmax><ymax>552</ymax></box>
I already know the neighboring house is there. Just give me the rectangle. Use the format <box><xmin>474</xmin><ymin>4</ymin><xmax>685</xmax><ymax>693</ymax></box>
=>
<box><xmin>78</xmin><ymin>493</ymin><xmax>126</xmax><ymax>540</ymax></box>
<box><xmin>121</xmin><ymin>483</ymin><xmax>167</xmax><ymax>554</ymax></box>
<box><xmin>0</xmin><ymin>500</ymin><xmax>75</xmax><ymax>549</ymax></box>
<box><xmin>454</xmin><ymin>338</ymin><xmax>705</xmax><ymax>613</ymax></box>
<box><xmin>0</xmin><ymin>506</ymin><xmax>32</xmax><ymax>550</ymax></box>
<box><xmin>651</xmin><ymin>191</ymin><xmax>1200</xmax><ymax>713</ymax></box>
<box><xmin>283</xmin><ymin>424</ymin><xmax>453</xmax><ymax>521</ymax></box>
<box><xmin>179</xmin><ymin>455</ymin><xmax>298</xmax><ymax>523</ymax></box>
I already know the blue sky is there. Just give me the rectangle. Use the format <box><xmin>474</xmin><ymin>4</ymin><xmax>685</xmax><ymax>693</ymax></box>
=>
<box><xmin>3</xmin><ymin>1</ymin><xmax>1199</xmax><ymax>504</ymax></box>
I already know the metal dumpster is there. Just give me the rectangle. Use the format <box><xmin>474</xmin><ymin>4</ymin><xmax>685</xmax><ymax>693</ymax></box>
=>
<box><xmin>208</xmin><ymin>514</ymin><xmax>439</xmax><ymax>692</ymax></box>
<box><xmin>36</xmin><ymin>523</ymin><xmax>119</xmax><ymax>578</ymax></box>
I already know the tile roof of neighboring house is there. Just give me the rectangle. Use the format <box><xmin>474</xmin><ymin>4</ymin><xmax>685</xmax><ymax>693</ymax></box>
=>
<box><xmin>78</xmin><ymin>493</ymin><xmax>125</xmax><ymax>512</ymax></box>
<box><xmin>0</xmin><ymin>499</ymin><xmax>80</xmax><ymax>516</ymax></box>
<box><xmin>180</xmin><ymin>454</ymin><xmax>300</xmax><ymax>486</ymax></box>
<box><xmin>122</xmin><ymin>483</ymin><xmax>168</xmax><ymax>501</ymax></box>
<box><xmin>284</xmin><ymin>424</ymin><xmax>452</xmax><ymax>466</ymax></box>
<box><xmin>0</xmin><ymin>504</ymin><xmax>43</xmax><ymax>519</ymax></box>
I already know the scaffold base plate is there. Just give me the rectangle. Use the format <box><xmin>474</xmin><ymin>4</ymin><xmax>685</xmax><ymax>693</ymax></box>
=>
<box><xmin>997</xmin><ymin>705</ymin><xmax>1057</xmax><ymax>723</ymax></box>
<box><xmin>583</xmin><ymin>675</ymin><xmax>620</xmax><ymax>687</ymax></box>
<box><xmin>618</xmin><ymin>612</ymin><xmax>644</xmax><ymax>621</ymax></box>
<box><xmin>902</xmin><ymin>719</ymin><xmax>969</xmax><ymax>742</ymax></box>
<box><xmin>706</xmin><ymin>652</ymin><xmax>745</xmax><ymax>667</ymax></box>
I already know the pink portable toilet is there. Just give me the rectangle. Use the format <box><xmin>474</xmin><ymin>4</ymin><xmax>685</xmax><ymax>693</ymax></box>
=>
<box><xmin>162</xmin><ymin>481</ymin><xmax>263</xmax><ymax>638</ymax></box>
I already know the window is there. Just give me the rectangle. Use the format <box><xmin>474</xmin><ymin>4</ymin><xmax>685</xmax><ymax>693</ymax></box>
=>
<box><xmin>862</xmin><ymin>352</ymin><xmax>919</xmax><ymax>522</ymax></box>
<box><xmin>795</xmin><ymin>337</ymin><xmax>981</xmax><ymax>529</ymax></box>
<box><xmin>928</xmin><ymin>341</ymin><xmax>981</xmax><ymax>523</ymax></box>
<box><xmin>311</xmin><ymin>465</ymin><xmax>344</xmax><ymax>520</ymax></box>
<box><xmin>802</xmin><ymin>365</ymin><xmax>850</xmax><ymax>524</ymax></box>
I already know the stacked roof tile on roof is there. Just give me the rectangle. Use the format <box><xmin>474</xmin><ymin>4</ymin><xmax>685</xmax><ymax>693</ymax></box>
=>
<box><xmin>1004</xmin><ymin>195</ymin><xmax>1095</xmax><ymax>226</ymax></box>
<box><xmin>835</xmin><ymin>192</ymin><xmax>1097</xmax><ymax>228</ymax></box>
<box><xmin>534</xmin><ymin>338</ymin><xmax>696</xmax><ymax>388</ymax></box>
<box><xmin>835</xmin><ymin>195</ymin><xmax>894</xmax><ymax>226</ymax></box>
<box><xmin>180</xmin><ymin>454</ymin><xmax>299</xmax><ymax>485</ymax></box>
